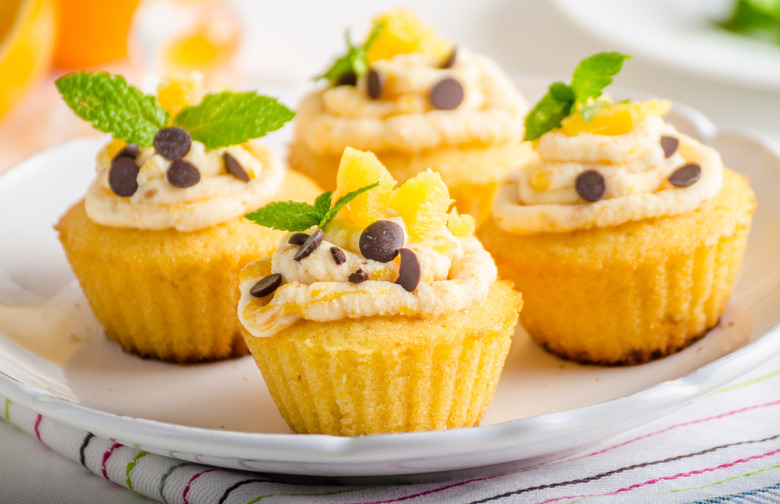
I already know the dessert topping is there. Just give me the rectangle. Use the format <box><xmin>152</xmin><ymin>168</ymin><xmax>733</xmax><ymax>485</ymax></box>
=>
<box><xmin>294</xmin><ymin>229</ymin><xmax>324</xmax><ymax>261</ymax></box>
<box><xmin>154</xmin><ymin>126</ymin><xmax>192</xmax><ymax>161</ymax></box>
<box><xmin>250</xmin><ymin>273</ymin><xmax>283</xmax><ymax>298</ymax></box>
<box><xmin>330</xmin><ymin>246</ymin><xmax>347</xmax><ymax>265</ymax></box>
<box><xmin>109</xmin><ymin>157</ymin><xmax>140</xmax><ymax>197</ymax></box>
<box><xmin>367</xmin><ymin>69</ymin><xmax>386</xmax><ymax>99</ymax></box>
<box><xmin>223</xmin><ymin>152</ymin><xmax>250</xmax><ymax>182</ymax></box>
<box><xmin>661</xmin><ymin>136</ymin><xmax>679</xmax><ymax>158</ymax></box>
<box><xmin>575</xmin><ymin>170</ymin><xmax>606</xmax><ymax>202</ymax></box>
<box><xmin>166</xmin><ymin>160</ymin><xmax>201</xmax><ymax>188</ymax></box>
<box><xmin>669</xmin><ymin>163</ymin><xmax>702</xmax><ymax>187</ymax></box>
<box><xmin>317</xmin><ymin>23</ymin><xmax>384</xmax><ymax>87</ymax></box>
<box><xmin>288</xmin><ymin>232</ymin><xmax>310</xmax><ymax>245</ymax></box>
<box><xmin>359</xmin><ymin>220</ymin><xmax>404</xmax><ymax>262</ymax></box>
<box><xmin>348</xmin><ymin>268</ymin><xmax>370</xmax><ymax>283</ymax></box>
<box><xmin>113</xmin><ymin>142</ymin><xmax>140</xmax><ymax>161</ymax></box>
<box><xmin>429</xmin><ymin>77</ymin><xmax>464</xmax><ymax>110</ymax></box>
<box><xmin>395</xmin><ymin>248</ymin><xmax>421</xmax><ymax>292</ymax></box>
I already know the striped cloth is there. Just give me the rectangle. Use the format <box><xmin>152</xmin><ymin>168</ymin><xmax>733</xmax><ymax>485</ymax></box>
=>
<box><xmin>3</xmin><ymin>355</ymin><xmax>780</xmax><ymax>504</ymax></box>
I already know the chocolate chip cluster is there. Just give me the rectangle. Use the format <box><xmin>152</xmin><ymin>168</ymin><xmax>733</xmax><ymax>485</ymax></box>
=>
<box><xmin>250</xmin><ymin>220</ymin><xmax>422</xmax><ymax>299</ymax></box>
<box><xmin>573</xmin><ymin>135</ymin><xmax>702</xmax><ymax>203</ymax></box>
<box><xmin>107</xmin><ymin>127</ymin><xmax>252</xmax><ymax>197</ymax></box>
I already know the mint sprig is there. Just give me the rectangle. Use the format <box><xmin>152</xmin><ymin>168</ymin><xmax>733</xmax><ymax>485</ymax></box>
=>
<box><xmin>173</xmin><ymin>92</ymin><xmax>295</xmax><ymax>149</ymax></box>
<box><xmin>55</xmin><ymin>72</ymin><xmax>169</xmax><ymax>147</ymax></box>
<box><xmin>245</xmin><ymin>182</ymin><xmax>380</xmax><ymax>231</ymax></box>
<box><xmin>524</xmin><ymin>52</ymin><xmax>630</xmax><ymax>141</ymax></box>
<box><xmin>318</xmin><ymin>22</ymin><xmax>384</xmax><ymax>85</ymax></box>
<box><xmin>719</xmin><ymin>0</ymin><xmax>780</xmax><ymax>45</ymax></box>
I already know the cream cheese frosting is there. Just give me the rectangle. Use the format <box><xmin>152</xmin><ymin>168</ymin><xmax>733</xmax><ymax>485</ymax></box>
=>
<box><xmin>238</xmin><ymin>227</ymin><xmax>497</xmax><ymax>339</ymax></box>
<box><xmin>295</xmin><ymin>48</ymin><xmax>527</xmax><ymax>154</ymax></box>
<box><xmin>85</xmin><ymin>139</ymin><xmax>284</xmax><ymax>232</ymax></box>
<box><xmin>492</xmin><ymin>115</ymin><xmax>724</xmax><ymax>234</ymax></box>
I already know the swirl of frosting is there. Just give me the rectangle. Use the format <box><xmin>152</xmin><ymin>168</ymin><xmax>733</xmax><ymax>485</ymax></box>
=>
<box><xmin>294</xmin><ymin>48</ymin><xmax>527</xmax><ymax>154</ymax></box>
<box><xmin>238</xmin><ymin>228</ymin><xmax>497</xmax><ymax>339</ymax></box>
<box><xmin>85</xmin><ymin>140</ymin><xmax>284</xmax><ymax>232</ymax></box>
<box><xmin>492</xmin><ymin>114</ymin><xmax>724</xmax><ymax>234</ymax></box>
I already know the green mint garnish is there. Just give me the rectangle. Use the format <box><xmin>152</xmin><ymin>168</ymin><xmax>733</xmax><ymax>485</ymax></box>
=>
<box><xmin>524</xmin><ymin>52</ymin><xmax>630</xmax><ymax>141</ymax></box>
<box><xmin>55</xmin><ymin>71</ymin><xmax>169</xmax><ymax>147</ymax></box>
<box><xmin>245</xmin><ymin>182</ymin><xmax>379</xmax><ymax>231</ymax></box>
<box><xmin>173</xmin><ymin>91</ymin><xmax>295</xmax><ymax>149</ymax></box>
<box><xmin>317</xmin><ymin>22</ymin><xmax>384</xmax><ymax>85</ymax></box>
<box><xmin>719</xmin><ymin>0</ymin><xmax>780</xmax><ymax>44</ymax></box>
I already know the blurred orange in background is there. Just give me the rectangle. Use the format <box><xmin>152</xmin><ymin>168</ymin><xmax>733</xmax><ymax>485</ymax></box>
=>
<box><xmin>0</xmin><ymin>0</ymin><xmax>57</xmax><ymax>119</ymax></box>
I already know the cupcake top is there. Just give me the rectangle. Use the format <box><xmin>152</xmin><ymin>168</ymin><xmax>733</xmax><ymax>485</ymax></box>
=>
<box><xmin>56</xmin><ymin>72</ymin><xmax>295</xmax><ymax>231</ymax></box>
<box><xmin>238</xmin><ymin>147</ymin><xmax>498</xmax><ymax>339</ymax></box>
<box><xmin>294</xmin><ymin>8</ymin><xmax>527</xmax><ymax>155</ymax></box>
<box><xmin>492</xmin><ymin>52</ymin><xmax>724</xmax><ymax>234</ymax></box>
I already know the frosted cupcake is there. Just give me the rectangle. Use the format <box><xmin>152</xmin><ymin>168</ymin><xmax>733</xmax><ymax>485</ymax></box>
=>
<box><xmin>55</xmin><ymin>72</ymin><xmax>321</xmax><ymax>363</ymax></box>
<box><xmin>238</xmin><ymin>147</ymin><xmax>522</xmax><ymax>435</ymax></box>
<box><xmin>289</xmin><ymin>8</ymin><xmax>530</xmax><ymax>225</ymax></box>
<box><xmin>479</xmin><ymin>53</ymin><xmax>755</xmax><ymax>365</ymax></box>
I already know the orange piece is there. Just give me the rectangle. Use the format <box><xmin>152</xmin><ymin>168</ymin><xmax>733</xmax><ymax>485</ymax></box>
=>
<box><xmin>333</xmin><ymin>147</ymin><xmax>395</xmax><ymax>229</ymax></box>
<box><xmin>559</xmin><ymin>99</ymin><xmax>671</xmax><ymax>137</ymax></box>
<box><xmin>366</xmin><ymin>8</ymin><xmax>453</xmax><ymax>64</ymax></box>
<box><xmin>165</xmin><ymin>8</ymin><xmax>240</xmax><ymax>69</ymax></box>
<box><xmin>0</xmin><ymin>0</ymin><xmax>56</xmax><ymax>119</ymax></box>
<box><xmin>389</xmin><ymin>169</ymin><xmax>452</xmax><ymax>241</ymax></box>
<box><xmin>53</xmin><ymin>0</ymin><xmax>139</xmax><ymax>68</ymax></box>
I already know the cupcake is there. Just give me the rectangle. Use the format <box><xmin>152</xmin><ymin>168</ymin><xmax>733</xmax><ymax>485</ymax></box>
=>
<box><xmin>55</xmin><ymin>72</ymin><xmax>321</xmax><ymax>363</ymax></box>
<box><xmin>288</xmin><ymin>8</ymin><xmax>531</xmax><ymax>225</ymax></box>
<box><xmin>238</xmin><ymin>147</ymin><xmax>522</xmax><ymax>436</ymax></box>
<box><xmin>479</xmin><ymin>52</ymin><xmax>755</xmax><ymax>365</ymax></box>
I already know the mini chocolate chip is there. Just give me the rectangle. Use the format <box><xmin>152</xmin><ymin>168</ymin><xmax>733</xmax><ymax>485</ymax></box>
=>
<box><xmin>113</xmin><ymin>142</ymin><xmax>140</xmax><ymax>161</ymax></box>
<box><xmin>288</xmin><ymin>232</ymin><xmax>310</xmax><ymax>246</ymax></box>
<box><xmin>108</xmin><ymin>157</ymin><xmax>140</xmax><ymax>197</ymax></box>
<box><xmin>367</xmin><ymin>69</ymin><xmax>386</xmax><ymax>100</ymax></box>
<box><xmin>575</xmin><ymin>170</ymin><xmax>606</xmax><ymax>202</ymax></box>
<box><xmin>359</xmin><ymin>220</ymin><xmax>404</xmax><ymax>263</ymax></box>
<box><xmin>395</xmin><ymin>248</ymin><xmax>420</xmax><ymax>292</ymax></box>
<box><xmin>669</xmin><ymin>163</ymin><xmax>701</xmax><ymax>187</ymax></box>
<box><xmin>166</xmin><ymin>160</ymin><xmax>201</xmax><ymax>188</ymax></box>
<box><xmin>250</xmin><ymin>273</ymin><xmax>282</xmax><ymax>298</ymax></box>
<box><xmin>330</xmin><ymin>246</ymin><xmax>346</xmax><ymax>265</ymax></box>
<box><xmin>348</xmin><ymin>268</ymin><xmax>369</xmax><ymax>284</ymax></box>
<box><xmin>660</xmin><ymin>136</ymin><xmax>679</xmax><ymax>158</ymax></box>
<box><xmin>429</xmin><ymin>77</ymin><xmax>464</xmax><ymax>110</ymax></box>
<box><xmin>337</xmin><ymin>70</ymin><xmax>357</xmax><ymax>86</ymax></box>
<box><xmin>154</xmin><ymin>126</ymin><xmax>192</xmax><ymax>161</ymax></box>
<box><xmin>441</xmin><ymin>46</ymin><xmax>457</xmax><ymax>69</ymax></box>
<box><xmin>223</xmin><ymin>152</ymin><xmax>250</xmax><ymax>182</ymax></box>
<box><xmin>294</xmin><ymin>229</ymin><xmax>323</xmax><ymax>261</ymax></box>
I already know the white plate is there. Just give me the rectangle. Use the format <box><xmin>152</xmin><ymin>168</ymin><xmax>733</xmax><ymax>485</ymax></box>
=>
<box><xmin>2</xmin><ymin>84</ymin><xmax>780</xmax><ymax>481</ymax></box>
<box><xmin>552</xmin><ymin>0</ymin><xmax>780</xmax><ymax>91</ymax></box>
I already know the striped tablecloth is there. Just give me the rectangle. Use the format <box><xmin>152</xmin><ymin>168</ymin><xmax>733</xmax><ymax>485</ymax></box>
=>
<box><xmin>3</xmin><ymin>352</ymin><xmax>780</xmax><ymax>504</ymax></box>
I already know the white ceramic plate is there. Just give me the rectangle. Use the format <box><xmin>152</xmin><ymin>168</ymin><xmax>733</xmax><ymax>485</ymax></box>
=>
<box><xmin>1</xmin><ymin>83</ymin><xmax>780</xmax><ymax>480</ymax></box>
<box><xmin>552</xmin><ymin>0</ymin><xmax>780</xmax><ymax>91</ymax></box>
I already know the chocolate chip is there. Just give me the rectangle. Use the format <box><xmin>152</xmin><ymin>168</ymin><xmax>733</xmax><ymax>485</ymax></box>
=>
<box><xmin>348</xmin><ymin>268</ymin><xmax>369</xmax><ymax>284</ymax></box>
<box><xmin>395</xmin><ymin>248</ymin><xmax>420</xmax><ymax>292</ymax></box>
<box><xmin>367</xmin><ymin>69</ymin><xmax>386</xmax><ymax>100</ymax></box>
<box><xmin>330</xmin><ymin>246</ymin><xmax>346</xmax><ymax>265</ymax></box>
<box><xmin>288</xmin><ymin>233</ymin><xmax>309</xmax><ymax>246</ymax></box>
<box><xmin>108</xmin><ymin>156</ymin><xmax>140</xmax><ymax>197</ymax></box>
<box><xmin>660</xmin><ymin>136</ymin><xmax>679</xmax><ymax>158</ymax></box>
<box><xmin>441</xmin><ymin>46</ymin><xmax>457</xmax><ymax>69</ymax></box>
<box><xmin>113</xmin><ymin>142</ymin><xmax>140</xmax><ymax>161</ymax></box>
<box><xmin>293</xmin><ymin>229</ymin><xmax>323</xmax><ymax>261</ymax></box>
<box><xmin>669</xmin><ymin>163</ymin><xmax>701</xmax><ymax>187</ymax></box>
<box><xmin>575</xmin><ymin>170</ymin><xmax>606</xmax><ymax>202</ymax></box>
<box><xmin>223</xmin><ymin>152</ymin><xmax>250</xmax><ymax>182</ymax></box>
<box><xmin>249</xmin><ymin>273</ymin><xmax>282</xmax><ymax>298</ymax></box>
<box><xmin>359</xmin><ymin>220</ymin><xmax>404</xmax><ymax>263</ymax></box>
<box><xmin>429</xmin><ymin>77</ymin><xmax>464</xmax><ymax>110</ymax></box>
<box><xmin>166</xmin><ymin>160</ymin><xmax>201</xmax><ymax>188</ymax></box>
<box><xmin>337</xmin><ymin>70</ymin><xmax>357</xmax><ymax>86</ymax></box>
<box><xmin>154</xmin><ymin>127</ymin><xmax>192</xmax><ymax>161</ymax></box>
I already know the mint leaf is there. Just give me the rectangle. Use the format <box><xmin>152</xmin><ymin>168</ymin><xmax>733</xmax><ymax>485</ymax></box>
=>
<box><xmin>244</xmin><ymin>201</ymin><xmax>322</xmax><ymax>232</ymax></box>
<box><xmin>571</xmin><ymin>52</ymin><xmax>630</xmax><ymax>106</ymax></box>
<box><xmin>320</xmin><ymin>182</ymin><xmax>379</xmax><ymax>228</ymax></box>
<box><xmin>318</xmin><ymin>22</ymin><xmax>384</xmax><ymax>85</ymax></box>
<box><xmin>174</xmin><ymin>92</ymin><xmax>295</xmax><ymax>149</ymax></box>
<box><xmin>524</xmin><ymin>86</ymin><xmax>574</xmax><ymax>141</ymax></box>
<box><xmin>55</xmin><ymin>71</ymin><xmax>169</xmax><ymax>146</ymax></box>
<box><xmin>313</xmin><ymin>191</ymin><xmax>333</xmax><ymax>216</ymax></box>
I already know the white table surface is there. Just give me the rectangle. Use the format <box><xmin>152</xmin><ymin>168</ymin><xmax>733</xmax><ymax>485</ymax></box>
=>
<box><xmin>2</xmin><ymin>1</ymin><xmax>780</xmax><ymax>502</ymax></box>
